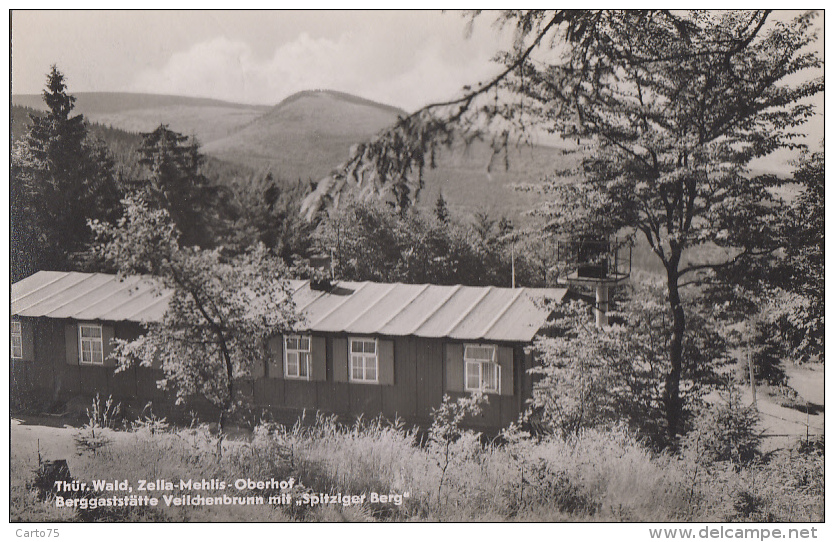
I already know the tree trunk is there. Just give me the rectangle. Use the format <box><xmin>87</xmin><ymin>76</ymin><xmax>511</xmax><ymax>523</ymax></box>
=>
<box><xmin>219</xmin><ymin>336</ymin><xmax>235</xmax><ymax>433</ymax></box>
<box><xmin>217</xmin><ymin>338</ymin><xmax>234</xmax><ymax>462</ymax></box>
<box><xmin>216</xmin><ymin>409</ymin><xmax>225</xmax><ymax>460</ymax></box>
<box><xmin>212</xmin><ymin>333</ymin><xmax>234</xmax><ymax>464</ymax></box>
<box><xmin>664</xmin><ymin>249</ymin><xmax>685</xmax><ymax>441</ymax></box>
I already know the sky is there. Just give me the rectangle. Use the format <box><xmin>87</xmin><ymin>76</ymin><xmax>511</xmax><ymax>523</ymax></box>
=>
<box><xmin>11</xmin><ymin>10</ymin><xmax>513</xmax><ymax>111</ymax></box>
<box><xmin>9</xmin><ymin>9</ymin><xmax>824</xmax><ymax>156</ymax></box>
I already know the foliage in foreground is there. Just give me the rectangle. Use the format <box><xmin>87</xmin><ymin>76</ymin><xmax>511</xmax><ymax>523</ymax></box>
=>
<box><xmin>91</xmin><ymin>194</ymin><xmax>300</xmax><ymax>426</ymax></box>
<box><xmin>530</xmin><ymin>283</ymin><xmax>731</xmax><ymax>449</ymax></box>
<box><xmin>11</xmin><ymin>404</ymin><xmax>822</xmax><ymax>523</ymax></box>
<box><xmin>302</xmin><ymin>9</ymin><xmax>823</xmax><ymax>443</ymax></box>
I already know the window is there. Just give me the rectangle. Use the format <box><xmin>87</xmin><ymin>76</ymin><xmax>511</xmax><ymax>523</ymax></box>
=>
<box><xmin>349</xmin><ymin>337</ymin><xmax>378</xmax><ymax>383</ymax></box>
<box><xmin>78</xmin><ymin>324</ymin><xmax>104</xmax><ymax>365</ymax></box>
<box><xmin>284</xmin><ymin>335</ymin><xmax>311</xmax><ymax>379</ymax></box>
<box><xmin>464</xmin><ymin>344</ymin><xmax>500</xmax><ymax>394</ymax></box>
<box><xmin>11</xmin><ymin>321</ymin><xmax>22</xmax><ymax>359</ymax></box>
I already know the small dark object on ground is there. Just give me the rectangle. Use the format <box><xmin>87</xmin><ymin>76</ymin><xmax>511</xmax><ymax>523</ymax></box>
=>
<box><xmin>31</xmin><ymin>459</ymin><xmax>74</xmax><ymax>500</ymax></box>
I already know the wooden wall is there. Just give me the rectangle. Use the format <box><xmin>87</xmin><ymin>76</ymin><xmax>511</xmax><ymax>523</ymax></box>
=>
<box><xmin>10</xmin><ymin>317</ymin><xmax>186</xmax><ymax>416</ymax></box>
<box><xmin>11</xmin><ymin>318</ymin><xmax>536</xmax><ymax>431</ymax></box>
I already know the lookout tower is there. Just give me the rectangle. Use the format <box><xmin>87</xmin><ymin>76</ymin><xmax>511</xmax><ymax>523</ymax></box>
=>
<box><xmin>556</xmin><ymin>236</ymin><xmax>632</xmax><ymax>326</ymax></box>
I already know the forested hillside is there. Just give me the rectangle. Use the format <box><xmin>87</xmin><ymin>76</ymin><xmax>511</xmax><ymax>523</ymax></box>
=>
<box><xmin>10</xmin><ymin>77</ymin><xmax>549</xmax><ymax>289</ymax></box>
<box><xmin>12</xmin><ymin>90</ymin><xmax>566</xmax><ymax>219</ymax></box>
<box><xmin>12</xmin><ymin>104</ymin><xmax>256</xmax><ymax>186</ymax></box>
<box><xmin>12</xmin><ymin>91</ymin><xmax>270</xmax><ymax>144</ymax></box>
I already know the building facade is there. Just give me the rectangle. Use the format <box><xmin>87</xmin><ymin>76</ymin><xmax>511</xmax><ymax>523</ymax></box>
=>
<box><xmin>11</xmin><ymin>271</ymin><xmax>566</xmax><ymax>430</ymax></box>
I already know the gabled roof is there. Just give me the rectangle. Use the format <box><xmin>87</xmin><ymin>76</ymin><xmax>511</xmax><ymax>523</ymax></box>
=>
<box><xmin>12</xmin><ymin>271</ymin><xmax>567</xmax><ymax>343</ymax></box>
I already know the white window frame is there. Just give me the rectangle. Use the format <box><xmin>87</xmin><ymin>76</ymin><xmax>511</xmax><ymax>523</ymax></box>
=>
<box><xmin>283</xmin><ymin>334</ymin><xmax>311</xmax><ymax>380</ymax></box>
<box><xmin>78</xmin><ymin>323</ymin><xmax>104</xmax><ymax>366</ymax></box>
<box><xmin>11</xmin><ymin>320</ymin><xmax>23</xmax><ymax>360</ymax></box>
<box><xmin>349</xmin><ymin>337</ymin><xmax>378</xmax><ymax>384</ymax></box>
<box><xmin>464</xmin><ymin>344</ymin><xmax>501</xmax><ymax>394</ymax></box>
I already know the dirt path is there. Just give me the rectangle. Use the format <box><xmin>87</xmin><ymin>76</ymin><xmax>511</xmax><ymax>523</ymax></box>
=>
<box><xmin>784</xmin><ymin>362</ymin><xmax>824</xmax><ymax>405</ymax></box>
<box><xmin>10</xmin><ymin>415</ymin><xmax>251</xmax><ymax>473</ymax></box>
<box><xmin>11</xmin><ymin>417</ymin><xmax>99</xmax><ymax>473</ymax></box>
<box><xmin>741</xmin><ymin>362</ymin><xmax>824</xmax><ymax>452</ymax></box>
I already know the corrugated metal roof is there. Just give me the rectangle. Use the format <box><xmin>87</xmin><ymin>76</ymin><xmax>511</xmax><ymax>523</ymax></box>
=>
<box><xmin>12</xmin><ymin>272</ymin><xmax>172</xmax><ymax>323</ymax></box>
<box><xmin>12</xmin><ymin>271</ymin><xmax>566</xmax><ymax>342</ymax></box>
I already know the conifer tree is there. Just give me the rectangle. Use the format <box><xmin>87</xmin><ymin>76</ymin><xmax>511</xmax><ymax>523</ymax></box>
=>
<box><xmin>11</xmin><ymin>65</ymin><xmax>121</xmax><ymax>280</ymax></box>
<box><xmin>434</xmin><ymin>191</ymin><xmax>450</xmax><ymax>224</ymax></box>
<box><xmin>133</xmin><ymin>124</ymin><xmax>221</xmax><ymax>248</ymax></box>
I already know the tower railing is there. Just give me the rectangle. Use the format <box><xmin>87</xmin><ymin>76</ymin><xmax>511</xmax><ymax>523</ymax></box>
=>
<box><xmin>554</xmin><ymin>236</ymin><xmax>632</xmax><ymax>326</ymax></box>
<box><xmin>555</xmin><ymin>236</ymin><xmax>632</xmax><ymax>285</ymax></box>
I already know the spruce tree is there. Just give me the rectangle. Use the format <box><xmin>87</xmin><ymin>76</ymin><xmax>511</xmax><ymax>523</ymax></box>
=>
<box><xmin>11</xmin><ymin>66</ymin><xmax>121</xmax><ymax>280</ymax></box>
<box><xmin>134</xmin><ymin>124</ymin><xmax>221</xmax><ymax>247</ymax></box>
<box><xmin>434</xmin><ymin>191</ymin><xmax>450</xmax><ymax>224</ymax></box>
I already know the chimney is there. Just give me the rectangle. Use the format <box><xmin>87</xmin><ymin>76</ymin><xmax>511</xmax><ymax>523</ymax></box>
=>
<box><xmin>309</xmin><ymin>254</ymin><xmax>333</xmax><ymax>291</ymax></box>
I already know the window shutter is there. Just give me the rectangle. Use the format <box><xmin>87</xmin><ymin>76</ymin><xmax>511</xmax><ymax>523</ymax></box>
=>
<box><xmin>333</xmin><ymin>337</ymin><xmax>348</xmax><ymax>382</ymax></box>
<box><xmin>497</xmin><ymin>345</ymin><xmax>514</xmax><ymax>396</ymax></box>
<box><xmin>65</xmin><ymin>323</ymin><xmax>79</xmax><ymax>365</ymax></box>
<box><xmin>311</xmin><ymin>335</ymin><xmax>327</xmax><ymax>381</ymax></box>
<box><xmin>378</xmin><ymin>339</ymin><xmax>394</xmax><ymax>386</ymax></box>
<box><xmin>267</xmin><ymin>336</ymin><xmax>284</xmax><ymax>379</ymax></box>
<box><xmin>102</xmin><ymin>325</ymin><xmax>117</xmax><ymax>368</ymax></box>
<box><xmin>445</xmin><ymin>343</ymin><xmax>464</xmax><ymax>392</ymax></box>
<box><xmin>21</xmin><ymin>319</ymin><xmax>35</xmax><ymax>362</ymax></box>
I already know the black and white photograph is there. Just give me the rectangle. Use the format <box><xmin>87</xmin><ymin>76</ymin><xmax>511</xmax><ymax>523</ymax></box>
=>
<box><xmin>7</xmin><ymin>9</ymin><xmax>825</xmax><ymax>530</ymax></box>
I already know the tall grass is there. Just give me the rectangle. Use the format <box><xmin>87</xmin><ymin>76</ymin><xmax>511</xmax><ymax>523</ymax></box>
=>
<box><xmin>11</xmin><ymin>413</ymin><xmax>822</xmax><ymax>522</ymax></box>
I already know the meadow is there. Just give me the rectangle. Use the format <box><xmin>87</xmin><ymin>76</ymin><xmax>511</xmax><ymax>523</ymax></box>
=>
<box><xmin>10</xmin><ymin>399</ymin><xmax>823</xmax><ymax>523</ymax></box>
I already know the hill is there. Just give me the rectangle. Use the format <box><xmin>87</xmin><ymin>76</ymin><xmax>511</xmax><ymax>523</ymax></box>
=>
<box><xmin>11</xmin><ymin>89</ymin><xmax>799</xmax><ymax>219</ymax></box>
<box><xmin>199</xmin><ymin>89</ymin><xmax>575</xmax><ymax>217</ymax></box>
<box><xmin>416</xmin><ymin>141</ymin><xmax>577</xmax><ymax>220</ymax></box>
<box><xmin>10</xmin><ymin>93</ymin><xmax>753</xmax><ymax>278</ymax></box>
<box><xmin>10</xmin><ymin>105</ymin><xmax>40</xmax><ymax>141</ymax></box>
<box><xmin>12</xmin><ymin>92</ymin><xmax>270</xmax><ymax>145</ymax></box>
<box><xmin>14</xmin><ymin>90</ymin><xmax>569</xmax><ymax>217</ymax></box>
<box><xmin>11</xmin><ymin>104</ymin><xmax>255</xmax><ymax>186</ymax></box>
<box><xmin>201</xmin><ymin>90</ymin><xmax>408</xmax><ymax>181</ymax></box>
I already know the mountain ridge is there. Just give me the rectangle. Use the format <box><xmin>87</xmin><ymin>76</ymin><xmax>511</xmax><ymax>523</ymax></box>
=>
<box><xmin>273</xmin><ymin>89</ymin><xmax>406</xmax><ymax>118</ymax></box>
<box><xmin>199</xmin><ymin>88</ymin><xmax>409</xmax><ymax>179</ymax></box>
<box><xmin>9</xmin><ymin>90</ymin><xmax>579</xmax><ymax>218</ymax></box>
<box><xmin>12</xmin><ymin>91</ymin><xmax>271</xmax><ymax>145</ymax></box>
<box><xmin>12</xmin><ymin>91</ymin><xmax>272</xmax><ymax>113</ymax></box>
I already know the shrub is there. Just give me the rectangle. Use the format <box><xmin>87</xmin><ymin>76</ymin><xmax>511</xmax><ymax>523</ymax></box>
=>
<box><xmin>131</xmin><ymin>403</ymin><xmax>170</xmax><ymax>436</ymax></box>
<box><xmin>73</xmin><ymin>394</ymin><xmax>122</xmax><ymax>455</ymax></box>
<box><xmin>86</xmin><ymin>393</ymin><xmax>122</xmax><ymax>429</ymax></box>
<box><xmin>693</xmin><ymin>439</ymin><xmax>824</xmax><ymax>522</ymax></box>
<box><xmin>683</xmin><ymin>387</ymin><xmax>761</xmax><ymax>468</ymax></box>
<box><xmin>530</xmin><ymin>284</ymin><xmax>730</xmax><ymax>449</ymax></box>
<box><xmin>427</xmin><ymin>393</ymin><xmax>485</xmax><ymax>510</ymax></box>
<box><xmin>736</xmin><ymin>320</ymin><xmax>789</xmax><ymax>386</ymax></box>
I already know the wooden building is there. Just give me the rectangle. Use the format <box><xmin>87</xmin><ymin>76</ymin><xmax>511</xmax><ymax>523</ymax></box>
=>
<box><xmin>11</xmin><ymin>271</ymin><xmax>566</xmax><ymax>431</ymax></box>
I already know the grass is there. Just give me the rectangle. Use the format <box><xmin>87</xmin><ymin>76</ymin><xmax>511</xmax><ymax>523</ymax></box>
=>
<box><xmin>10</xmin><ymin>407</ymin><xmax>823</xmax><ymax>522</ymax></box>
